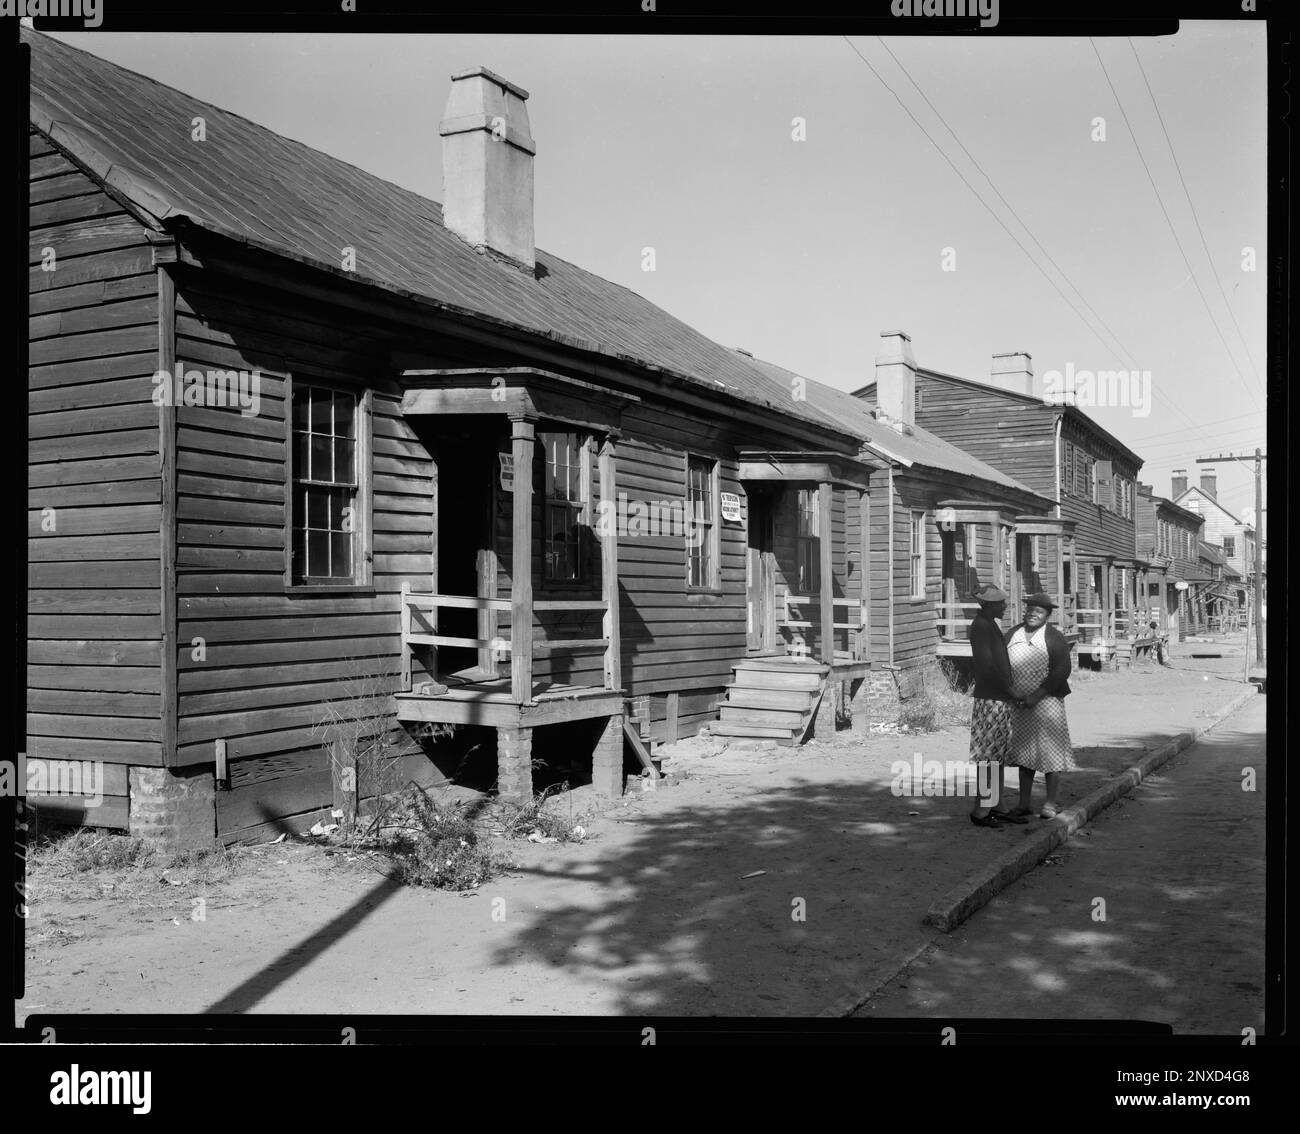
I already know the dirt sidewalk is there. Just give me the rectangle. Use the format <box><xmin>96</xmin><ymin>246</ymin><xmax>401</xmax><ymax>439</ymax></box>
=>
<box><xmin>19</xmin><ymin>649</ymin><xmax>1256</xmax><ymax>1020</ymax></box>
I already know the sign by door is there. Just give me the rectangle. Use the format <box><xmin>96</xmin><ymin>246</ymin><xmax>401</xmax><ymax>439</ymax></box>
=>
<box><xmin>498</xmin><ymin>452</ymin><xmax>514</xmax><ymax>492</ymax></box>
<box><xmin>720</xmin><ymin>492</ymin><xmax>742</xmax><ymax>522</ymax></box>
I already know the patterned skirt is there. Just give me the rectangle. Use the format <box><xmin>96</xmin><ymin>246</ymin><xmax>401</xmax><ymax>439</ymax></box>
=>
<box><xmin>969</xmin><ymin>698</ymin><xmax>1012</xmax><ymax>764</ymax></box>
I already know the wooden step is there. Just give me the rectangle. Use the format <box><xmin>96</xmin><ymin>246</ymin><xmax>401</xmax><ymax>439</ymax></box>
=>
<box><xmin>734</xmin><ymin>657</ymin><xmax>830</xmax><ymax>674</ymax></box>
<box><xmin>723</xmin><ymin>686</ymin><xmax>818</xmax><ymax>711</ymax></box>
<box><xmin>719</xmin><ymin>705</ymin><xmax>808</xmax><ymax>728</ymax></box>
<box><xmin>730</xmin><ymin>668</ymin><xmax>824</xmax><ymax>692</ymax></box>
<box><xmin>708</xmin><ymin>723</ymin><xmax>799</xmax><ymax>743</ymax></box>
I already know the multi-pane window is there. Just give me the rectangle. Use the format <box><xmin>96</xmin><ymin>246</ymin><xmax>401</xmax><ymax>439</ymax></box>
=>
<box><xmin>686</xmin><ymin>455</ymin><xmax>717</xmax><ymax>588</ymax></box>
<box><xmin>542</xmin><ymin>431</ymin><xmax>588</xmax><ymax>583</ymax></box>
<box><xmin>910</xmin><ymin>510</ymin><xmax>927</xmax><ymax>597</ymax></box>
<box><xmin>796</xmin><ymin>487</ymin><xmax>819</xmax><ymax>593</ymax></box>
<box><xmin>1076</xmin><ymin>450</ymin><xmax>1095</xmax><ymax>500</ymax></box>
<box><xmin>1059</xmin><ymin>442</ymin><xmax>1072</xmax><ymax>497</ymax></box>
<box><xmin>291</xmin><ymin>385</ymin><xmax>358</xmax><ymax>583</ymax></box>
<box><xmin>1223</xmin><ymin>535</ymin><xmax>1235</xmax><ymax>559</ymax></box>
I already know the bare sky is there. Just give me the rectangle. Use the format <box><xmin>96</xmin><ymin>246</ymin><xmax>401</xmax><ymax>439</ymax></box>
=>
<box><xmin>47</xmin><ymin>24</ymin><xmax>1268</xmax><ymax>521</ymax></box>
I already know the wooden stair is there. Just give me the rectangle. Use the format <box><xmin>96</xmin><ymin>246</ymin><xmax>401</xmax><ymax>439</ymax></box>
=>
<box><xmin>709</xmin><ymin>656</ymin><xmax>830</xmax><ymax>746</ymax></box>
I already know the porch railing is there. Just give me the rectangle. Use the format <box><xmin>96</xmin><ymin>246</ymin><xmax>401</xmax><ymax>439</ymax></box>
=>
<box><xmin>934</xmin><ymin>601</ymin><xmax>979</xmax><ymax>640</ymax></box>
<box><xmin>779</xmin><ymin>593</ymin><xmax>868</xmax><ymax>659</ymax></box>
<box><xmin>399</xmin><ymin>584</ymin><xmax>617</xmax><ymax>698</ymax></box>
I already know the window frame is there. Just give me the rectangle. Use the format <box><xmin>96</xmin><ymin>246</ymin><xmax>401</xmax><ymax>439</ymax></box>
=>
<box><xmin>909</xmin><ymin>509</ymin><xmax>928</xmax><ymax>599</ymax></box>
<box><xmin>684</xmin><ymin>452</ymin><xmax>721</xmax><ymax>592</ymax></box>
<box><xmin>539</xmin><ymin>430</ymin><xmax>594</xmax><ymax>588</ymax></box>
<box><xmin>284</xmin><ymin>376</ymin><xmax>373</xmax><ymax>591</ymax></box>
<box><xmin>794</xmin><ymin>486</ymin><xmax>820</xmax><ymax>595</ymax></box>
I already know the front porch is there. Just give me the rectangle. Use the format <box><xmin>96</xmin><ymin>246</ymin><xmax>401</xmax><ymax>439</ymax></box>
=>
<box><xmin>394</xmin><ymin>367</ymin><xmax>633</xmax><ymax>800</ymax></box>
<box><xmin>934</xmin><ymin>506</ymin><xmax>1079</xmax><ymax>656</ymax></box>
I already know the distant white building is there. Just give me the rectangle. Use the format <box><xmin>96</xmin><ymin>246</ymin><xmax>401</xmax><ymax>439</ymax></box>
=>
<box><xmin>1170</xmin><ymin>468</ymin><xmax>1257</xmax><ymax>582</ymax></box>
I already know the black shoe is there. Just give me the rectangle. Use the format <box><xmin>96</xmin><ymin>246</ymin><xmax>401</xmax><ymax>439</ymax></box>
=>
<box><xmin>990</xmin><ymin>808</ymin><xmax>1029</xmax><ymax>824</ymax></box>
<box><xmin>969</xmin><ymin>811</ymin><xmax>1003</xmax><ymax>828</ymax></box>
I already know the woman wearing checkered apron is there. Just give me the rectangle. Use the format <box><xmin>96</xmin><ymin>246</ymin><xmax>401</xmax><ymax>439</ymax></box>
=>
<box><xmin>1005</xmin><ymin>592</ymin><xmax>1077</xmax><ymax>818</ymax></box>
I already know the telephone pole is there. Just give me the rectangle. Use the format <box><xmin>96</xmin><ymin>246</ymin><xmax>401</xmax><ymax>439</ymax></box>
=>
<box><xmin>1195</xmin><ymin>451</ymin><xmax>1265</xmax><ymax>664</ymax></box>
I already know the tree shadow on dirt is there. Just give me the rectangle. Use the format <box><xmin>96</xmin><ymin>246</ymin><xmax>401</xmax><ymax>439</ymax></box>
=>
<box><xmin>480</xmin><ymin>713</ymin><xmax>1260</xmax><ymax>1017</ymax></box>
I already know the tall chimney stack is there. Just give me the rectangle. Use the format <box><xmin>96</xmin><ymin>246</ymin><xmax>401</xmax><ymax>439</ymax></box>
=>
<box><xmin>989</xmin><ymin>351</ymin><xmax>1034</xmax><ymax>397</ymax></box>
<box><xmin>874</xmin><ymin>330</ymin><xmax>917</xmax><ymax>432</ymax></box>
<box><xmin>1200</xmin><ymin>468</ymin><xmax>1217</xmax><ymax>499</ymax></box>
<box><xmin>439</xmin><ymin>67</ymin><xmax>536</xmax><ymax>270</ymax></box>
<box><xmin>1171</xmin><ymin>469</ymin><xmax>1188</xmax><ymax>498</ymax></box>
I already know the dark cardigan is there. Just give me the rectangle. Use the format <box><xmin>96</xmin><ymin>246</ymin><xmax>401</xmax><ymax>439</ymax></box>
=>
<box><xmin>967</xmin><ymin>608</ymin><xmax>1013</xmax><ymax>701</ymax></box>
<box><xmin>1004</xmin><ymin>623</ymin><xmax>1073</xmax><ymax>698</ymax></box>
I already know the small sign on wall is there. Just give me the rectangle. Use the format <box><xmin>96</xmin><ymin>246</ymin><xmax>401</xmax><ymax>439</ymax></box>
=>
<box><xmin>720</xmin><ymin>492</ymin><xmax>742</xmax><ymax>522</ymax></box>
<box><xmin>498</xmin><ymin>452</ymin><xmax>514</xmax><ymax>492</ymax></box>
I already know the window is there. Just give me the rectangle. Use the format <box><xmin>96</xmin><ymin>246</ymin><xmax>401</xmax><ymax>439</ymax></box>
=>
<box><xmin>1059</xmin><ymin>441</ymin><xmax>1072</xmax><ymax>497</ymax></box>
<box><xmin>290</xmin><ymin>383</ymin><xmax>367</xmax><ymax>585</ymax></box>
<box><xmin>1073</xmin><ymin>447</ymin><xmax>1094</xmax><ymax>500</ymax></box>
<box><xmin>794</xmin><ymin>487</ymin><xmax>820</xmax><ymax>594</ymax></box>
<box><xmin>686</xmin><ymin>455</ymin><xmax>718</xmax><ymax>589</ymax></box>
<box><xmin>542</xmin><ymin>431</ymin><xmax>589</xmax><ymax>583</ymax></box>
<box><xmin>910</xmin><ymin>510</ymin><xmax>927</xmax><ymax>598</ymax></box>
<box><xmin>1223</xmin><ymin>536</ymin><xmax>1235</xmax><ymax>559</ymax></box>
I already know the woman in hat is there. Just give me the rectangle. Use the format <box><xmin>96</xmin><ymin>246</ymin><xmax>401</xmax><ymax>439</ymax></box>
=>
<box><xmin>1005</xmin><ymin>592</ymin><xmax>1077</xmax><ymax>818</ymax></box>
<box><xmin>966</xmin><ymin>583</ymin><xmax>1024</xmax><ymax>827</ymax></box>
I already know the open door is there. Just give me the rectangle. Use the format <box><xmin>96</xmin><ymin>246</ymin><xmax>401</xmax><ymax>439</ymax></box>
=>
<box><xmin>746</xmin><ymin>489</ymin><xmax>776</xmax><ymax>654</ymax></box>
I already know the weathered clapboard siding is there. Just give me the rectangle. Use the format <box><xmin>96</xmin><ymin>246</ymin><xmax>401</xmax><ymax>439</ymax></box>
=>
<box><xmin>897</xmin><ymin>371</ymin><xmax>1141</xmax><ymax>567</ymax></box>
<box><xmin>170</xmin><ymin>272</ymin><xmax>435</xmax><ymax>838</ymax></box>
<box><xmin>27</xmin><ymin>132</ymin><xmax>163</xmax><ymax>777</ymax></box>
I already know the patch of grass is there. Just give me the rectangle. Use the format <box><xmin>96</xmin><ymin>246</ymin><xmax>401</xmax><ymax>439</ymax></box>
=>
<box><xmin>164</xmin><ymin>842</ymin><xmax>244</xmax><ymax>886</ymax></box>
<box><xmin>496</xmin><ymin>784</ymin><xmax>591</xmax><ymax>843</ymax></box>
<box><xmin>370</xmin><ymin>785</ymin><xmax>511</xmax><ymax>890</ymax></box>
<box><xmin>29</xmin><ymin>828</ymin><xmax>157</xmax><ymax>877</ymax></box>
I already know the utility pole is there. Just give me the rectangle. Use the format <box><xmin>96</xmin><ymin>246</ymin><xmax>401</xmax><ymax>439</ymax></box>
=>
<box><xmin>1195</xmin><ymin>451</ymin><xmax>1266</xmax><ymax>665</ymax></box>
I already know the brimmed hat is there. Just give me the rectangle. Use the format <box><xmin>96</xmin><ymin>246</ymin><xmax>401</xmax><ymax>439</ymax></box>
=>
<box><xmin>974</xmin><ymin>583</ymin><xmax>1008</xmax><ymax>604</ymax></box>
<box><xmin>1024</xmin><ymin>591</ymin><xmax>1057</xmax><ymax>611</ymax></box>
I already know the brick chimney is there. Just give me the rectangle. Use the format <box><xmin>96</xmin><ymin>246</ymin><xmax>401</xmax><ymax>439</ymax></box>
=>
<box><xmin>990</xmin><ymin>351</ymin><xmax>1034</xmax><ymax>397</ymax></box>
<box><xmin>874</xmin><ymin>330</ymin><xmax>917</xmax><ymax>432</ymax></box>
<box><xmin>439</xmin><ymin>67</ymin><xmax>536</xmax><ymax>270</ymax></box>
<box><xmin>1171</xmin><ymin>469</ymin><xmax>1188</xmax><ymax>498</ymax></box>
<box><xmin>1200</xmin><ymin>467</ymin><xmax>1217</xmax><ymax>498</ymax></box>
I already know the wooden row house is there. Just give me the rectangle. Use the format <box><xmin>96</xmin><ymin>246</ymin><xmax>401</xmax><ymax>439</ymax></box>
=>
<box><xmin>24</xmin><ymin>30</ymin><xmax>1063</xmax><ymax>845</ymax></box>
<box><xmin>854</xmin><ymin>350</ymin><xmax>1152</xmax><ymax>665</ymax></box>
<box><xmin>734</xmin><ymin>340</ymin><xmax>1056</xmax><ymax>713</ymax></box>
<box><xmin>1135</xmin><ymin>481</ymin><xmax>1204</xmax><ymax>643</ymax></box>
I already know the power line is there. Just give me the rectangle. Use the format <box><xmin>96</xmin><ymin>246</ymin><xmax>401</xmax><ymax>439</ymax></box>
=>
<box><xmin>1090</xmin><ymin>38</ymin><xmax>1263</xmax><ymax>416</ymax></box>
<box><xmin>840</xmin><ymin>36</ymin><xmax>1118</xmax><ymax>366</ymax></box>
<box><xmin>873</xmin><ymin>36</ymin><xmax>1132</xmax><ymax>368</ymax></box>
<box><xmin>849</xmin><ymin>35</ymin><xmax>1221</xmax><ymax>455</ymax></box>
<box><xmin>1127</xmin><ymin>38</ymin><xmax>1267</xmax><ymax>405</ymax></box>
<box><xmin>1129</xmin><ymin>409</ymin><xmax>1261</xmax><ymax>443</ymax></box>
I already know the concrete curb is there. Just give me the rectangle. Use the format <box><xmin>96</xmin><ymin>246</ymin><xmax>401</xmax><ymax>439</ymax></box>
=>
<box><xmin>818</xmin><ymin>684</ymin><xmax>1260</xmax><ymax>1019</ymax></box>
<box><xmin>923</xmin><ymin>685</ymin><xmax>1260</xmax><ymax>935</ymax></box>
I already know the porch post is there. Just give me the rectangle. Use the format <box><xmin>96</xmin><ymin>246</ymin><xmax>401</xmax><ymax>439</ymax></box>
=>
<box><xmin>819</xmin><ymin>481</ymin><xmax>834</xmax><ymax>665</ymax></box>
<box><xmin>510</xmin><ymin>416</ymin><xmax>535</xmax><ymax>704</ymax></box>
<box><xmin>859</xmin><ymin>488</ymin><xmax>870</xmax><ymax>660</ymax></box>
<box><xmin>1007</xmin><ymin>522</ymin><xmax>1021</xmax><ymax>623</ymax></box>
<box><xmin>599</xmin><ymin>433</ymin><xmax>622</xmax><ymax>692</ymax></box>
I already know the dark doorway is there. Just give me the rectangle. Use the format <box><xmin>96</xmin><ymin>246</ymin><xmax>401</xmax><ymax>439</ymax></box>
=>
<box><xmin>434</xmin><ymin>426</ymin><xmax>498</xmax><ymax>676</ymax></box>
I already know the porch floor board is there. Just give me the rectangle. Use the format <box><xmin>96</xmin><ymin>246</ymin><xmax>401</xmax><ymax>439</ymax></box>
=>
<box><xmin>396</xmin><ymin>670</ymin><xmax>623</xmax><ymax>728</ymax></box>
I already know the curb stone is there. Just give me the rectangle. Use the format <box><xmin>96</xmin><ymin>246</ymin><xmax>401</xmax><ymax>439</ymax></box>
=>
<box><xmin>819</xmin><ymin>684</ymin><xmax>1260</xmax><ymax>1019</ymax></box>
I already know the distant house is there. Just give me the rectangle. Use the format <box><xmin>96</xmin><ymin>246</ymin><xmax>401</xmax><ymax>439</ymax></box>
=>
<box><xmin>1135</xmin><ymin>483</ymin><xmax>1204</xmax><ymax>642</ymax></box>
<box><xmin>854</xmin><ymin>350</ymin><xmax>1149</xmax><ymax>662</ymax></box>
<box><xmin>1171</xmin><ymin>468</ymin><xmax>1257</xmax><ymax>584</ymax></box>
<box><xmin>738</xmin><ymin>336</ymin><xmax>1055</xmax><ymax>712</ymax></box>
<box><xmin>1191</xmin><ymin>540</ymin><xmax>1244</xmax><ymax>632</ymax></box>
